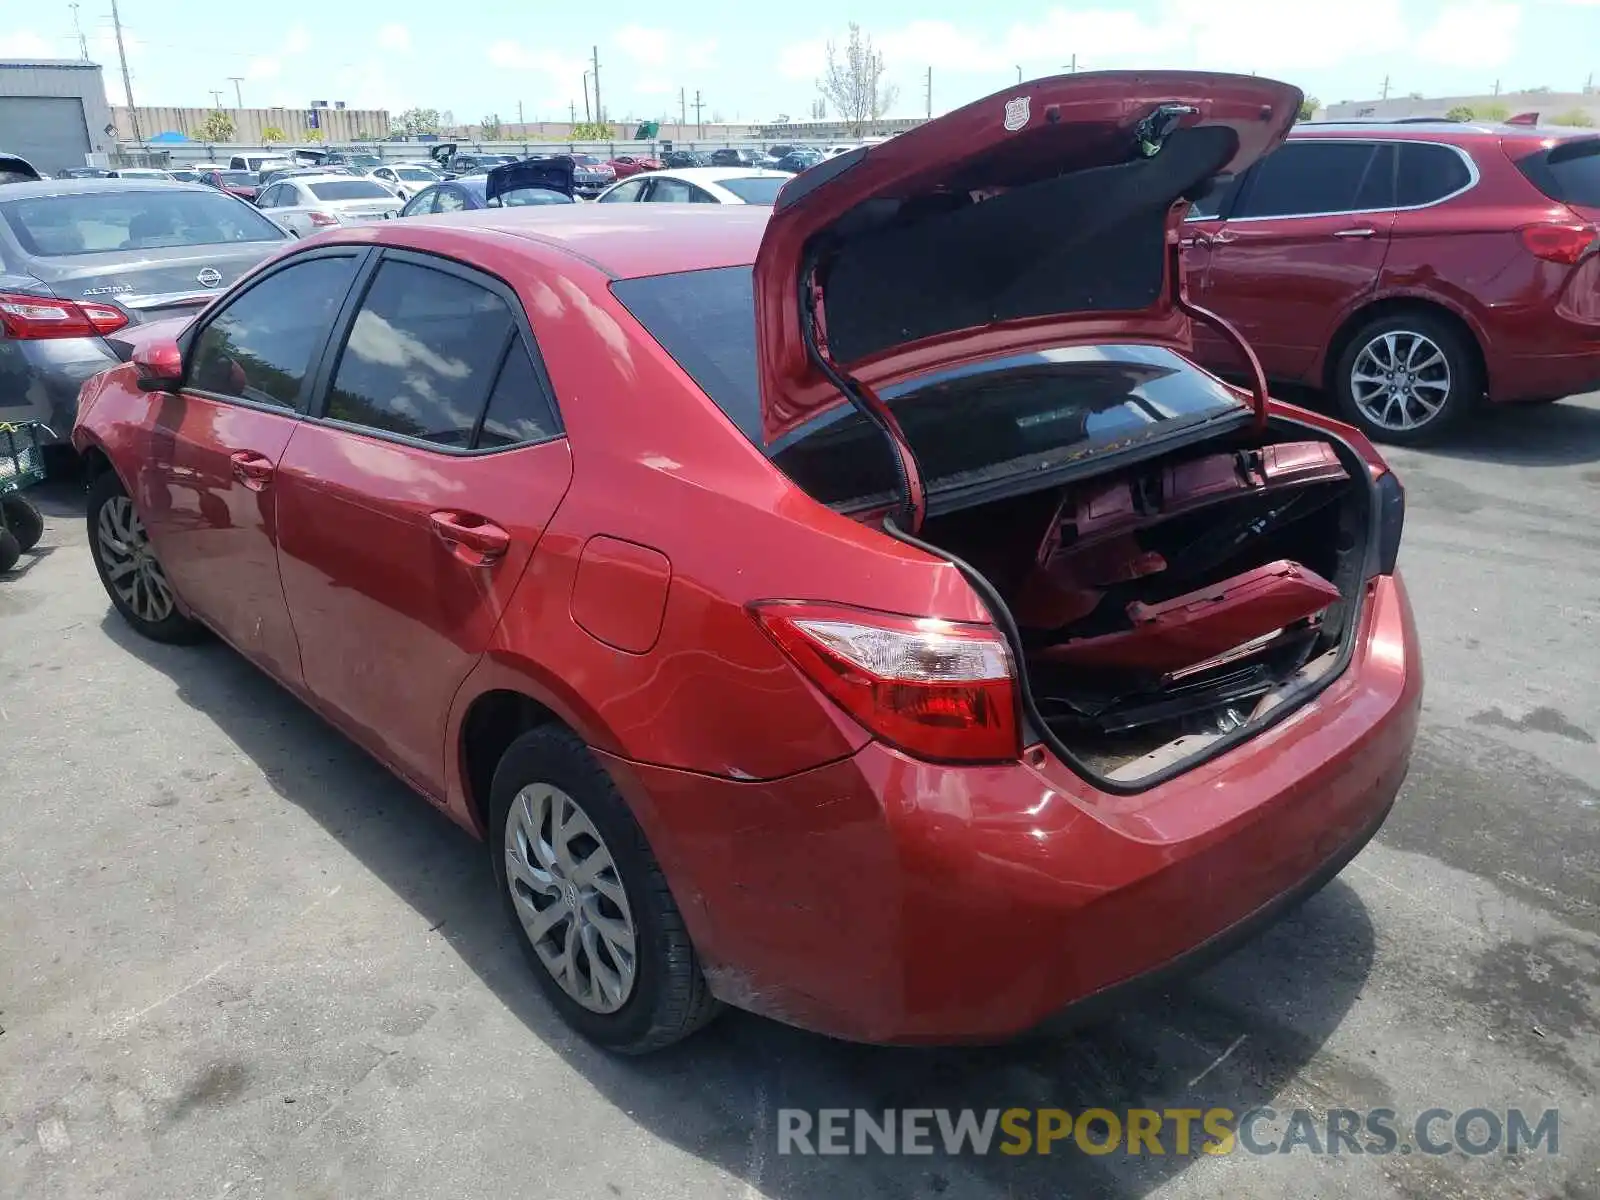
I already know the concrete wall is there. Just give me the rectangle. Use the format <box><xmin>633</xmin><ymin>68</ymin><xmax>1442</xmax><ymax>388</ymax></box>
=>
<box><xmin>1324</xmin><ymin>91</ymin><xmax>1600</xmax><ymax>126</ymax></box>
<box><xmin>0</xmin><ymin>59</ymin><xmax>116</xmax><ymax>159</ymax></box>
<box><xmin>113</xmin><ymin>106</ymin><xmax>392</xmax><ymax>144</ymax></box>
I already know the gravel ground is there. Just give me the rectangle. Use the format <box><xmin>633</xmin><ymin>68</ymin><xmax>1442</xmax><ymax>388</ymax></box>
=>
<box><xmin>1</xmin><ymin>396</ymin><xmax>1597</xmax><ymax>1200</ymax></box>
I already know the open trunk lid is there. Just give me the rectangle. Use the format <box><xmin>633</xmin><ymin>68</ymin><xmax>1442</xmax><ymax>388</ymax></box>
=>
<box><xmin>752</xmin><ymin>71</ymin><xmax>1302</xmax><ymax>444</ymax></box>
<box><xmin>487</xmin><ymin>157</ymin><xmax>574</xmax><ymax>203</ymax></box>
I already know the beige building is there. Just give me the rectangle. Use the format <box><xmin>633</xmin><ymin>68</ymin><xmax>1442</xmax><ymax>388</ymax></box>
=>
<box><xmin>1324</xmin><ymin>90</ymin><xmax>1599</xmax><ymax>126</ymax></box>
<box><xmin>113</xmin><ymin>105</ymin><xmax>391</xmax><ymax>145</ymax></box>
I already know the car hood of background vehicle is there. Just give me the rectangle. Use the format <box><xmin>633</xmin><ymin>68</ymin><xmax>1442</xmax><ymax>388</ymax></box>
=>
<box><xmin>487</xmin><ymin>158</ymin><xmax>574</xmax><ymax>201</ymax></box>
<box><xmin>752</xmin><ymin>70</ymin><xmax>1301</xmax><ymax>442</ymax></box>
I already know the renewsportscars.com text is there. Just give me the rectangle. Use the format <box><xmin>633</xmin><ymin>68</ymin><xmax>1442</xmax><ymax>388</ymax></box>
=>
<box><xmin>777</xmin><ymin>1107</ymin><xmax>1560</xmax><ymax>1158</ymax></box>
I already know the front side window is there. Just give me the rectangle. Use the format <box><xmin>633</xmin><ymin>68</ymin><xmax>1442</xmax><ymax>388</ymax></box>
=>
<box><xmin>400</xmin><ymin>189</ymin><xmax>437</xmax><ymax>217</ymax></box>
<box><xmin>646</xmin><ymin>178</ymin><xmax>697</xmax><ymax>203</ymax></box>
<box><xmin>435</xmin><ymin>187</ymin><xmax>468</xmax><ymax>213</ymax></box>
<box><xmin>325</xmin><ymin>260</ymin><xmax>513</xmax><ymax>446</ymax></box>
<box><xmin>186</xmin><ymin>255</ymin><xmax>358</xmax><ymax>409</ymax></box>
<box><xmin>600</xmin><ymin>178</ymin><xmax>647</xmax><ymax>203</ymax></box>
<box><xmin>1232</xmin><ymin>142</ymin><xmax>1382</xmax><ymax>219</ymax></box>
<box><xmin>0</xmin><ymin>188</ymin><xmax>287</xmax><ymax>256</ymax></box>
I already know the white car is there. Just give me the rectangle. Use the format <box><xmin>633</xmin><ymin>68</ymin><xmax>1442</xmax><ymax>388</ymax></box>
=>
<box><xmin>106</xmin><ymin>167</ymin><xmax>176</xmax><ymax>180</ymax></box>
<box><xmin>366</xmin><ymin>162</ymin><xmax>442</xmax><ymax>201</ymax></box>
<box><xmin>253</xmin><ymin>172</ymin><xmax>401</xmax><ymax>236</ymax></box>
<box><xmin>593</xmin><ymin>166</ymin><xmax>790</xmax><ymax>206</ymax></box>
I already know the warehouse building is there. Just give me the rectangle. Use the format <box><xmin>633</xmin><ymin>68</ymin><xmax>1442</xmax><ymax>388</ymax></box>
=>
<box><xmin>0</xmin><ymin>59</ymin><xmax>117</xmax><ymax>176</ymax></box>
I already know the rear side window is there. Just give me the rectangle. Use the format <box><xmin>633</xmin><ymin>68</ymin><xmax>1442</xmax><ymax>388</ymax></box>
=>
<box><xmin>1396</xmin><ymin>143</ymin><xmax>1472</xmax><ymax>206</ymax></box>
<box><xmin>1516</xmin><ymin>138</ymin><xmax>1600</xmax><ymax>208</ymax></box>
<box><xmin>600</xmin><ymin>178</ymin><xmax>647</xmax><ymax>203</ymax></box>
<box><xmin>1233</xmin><ymin>141</ymin><xmax>1381</xmax><ymax>218</ymax></box>
<box><xmin>478</xmin><ymin>335</ymin><xmax>560</xmax><ymax>447</ymax></box>
<box><xmin>713</xmin><ymin>176</ymin><xmax>787</xmax><ymax>204</ymax></box>
<box><xmin>188</xmin><ymin>255</ymin><xmax>358</xmax><ymax>408</ymax></box>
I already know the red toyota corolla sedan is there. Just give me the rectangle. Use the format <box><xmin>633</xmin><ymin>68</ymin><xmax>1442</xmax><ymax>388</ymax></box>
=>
<box><xmin>72</xmin><ymin>72</ymin><xmax>1422</xmax><ymax>1054</ymax></box>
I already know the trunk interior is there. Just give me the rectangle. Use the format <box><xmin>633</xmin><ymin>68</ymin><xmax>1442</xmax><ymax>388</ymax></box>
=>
<box><xmin>910</xmin><ymin>423</ymin><xmax>1372</xmax><ymax>785</ymax></box>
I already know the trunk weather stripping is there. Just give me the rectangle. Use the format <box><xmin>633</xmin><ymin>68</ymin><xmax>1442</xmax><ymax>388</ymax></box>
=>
<box><xmin>1172</xmin><ymin>238</ymin><xmax>1269</xmax><ymax>432</ymax></box>
<box><xmin>799</xmin><ymin>258</ymin><xmax>928</xmax><ymax>533</ymax></box>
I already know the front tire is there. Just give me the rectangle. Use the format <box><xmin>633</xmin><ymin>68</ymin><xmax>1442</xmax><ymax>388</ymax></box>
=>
<box><xmin>85</xmin><ymin>470</ymin><xmax>204</xmax><ymax>643</ymax></box>
<box><xmin>490</xmin><ymin>726</ymin><xmax>719</xmax><ymax>1054</ymax></box>
<box><xmin>1333</xmin><ymin>312</ymin><xmax>1481</xmax><ymax>444</ymax></box>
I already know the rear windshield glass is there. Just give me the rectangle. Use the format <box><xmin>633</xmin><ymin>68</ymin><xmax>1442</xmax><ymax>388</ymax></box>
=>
<box><xmin>1517</xmin><ymin>137</ymin><xmax>1600</xmax><ymax>208</ymax></box>
<box><xmin>219</xmin><ymin>171</ymin><xmax>256</xmax><ymax>185</ymax></box>
<box><xmin>309</xmin><ymin>180</ymin><xmax>393</xmax><ymax>200</ymax></box>
<box><xmin>395</xmin><ymin>167</ymin><xmax>437</xmax><ymax>181</ymax></box>
<box><xmin>612</xmin><ymin>266</ymin><xmax>1246</xmax><ymax>507</ymax></box>
<box><xmin>714</xmin><ymin>176</ymin><xmax>787</xmax><ymax>204</ymax></box>
<box><xmin>0</xmin><ymin>188</ymin><xmax>287</xmax><ymax>256</ymax></box>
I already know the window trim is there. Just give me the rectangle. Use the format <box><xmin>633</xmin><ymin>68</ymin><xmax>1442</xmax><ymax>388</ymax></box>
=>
<box><xmin>179</xmin><ymin>245</ymin><xmax>369</xmax><ymax>417</ymax></box>
<box><xmin>1213</xmin><ymin>137</ymin><xmax>1480</xmax><ymax>224</ymax></box>
<box><xmin>303</xmin><ymin>245</ymin><xmax>566</xmax><ymax>457</ymax></box>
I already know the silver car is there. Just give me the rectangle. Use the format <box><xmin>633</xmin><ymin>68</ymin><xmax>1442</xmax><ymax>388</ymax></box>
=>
<box><xmin>0</xmin><ymin>179</ymin><xmax>291</xmax><ymax>440</ymax></box>
<box><xmin>254</xmin><ymin>173</ymin><xmax>402</xmax><ymax>236</ymax></box>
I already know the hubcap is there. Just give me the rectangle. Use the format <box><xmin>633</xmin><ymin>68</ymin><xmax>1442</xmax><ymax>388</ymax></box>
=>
<box><xmin>1351</xmin><ymin>330</ymin><xmax>1451</xmax><ymax>432</ymax></box>
<box><xmin>96</xmin><ymin>496</ymin><xmax>175</xmax><ymax>624</ymax></box>
<box><xmin>503</xmin><ymin>784</ymin><xmax>637</xmax><ymax>1014</ymax></box>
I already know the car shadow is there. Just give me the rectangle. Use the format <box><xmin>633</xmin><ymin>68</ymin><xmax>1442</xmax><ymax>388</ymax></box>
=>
<box><xmin>1419</xmin><ymin>399</ymin><xmax>1600</xmax><ymax>468</ymax></box>
<box><xmin>102</xmin><ymin>613</ymin><xmax>1380</xmax><ymax>1198</ymax></box>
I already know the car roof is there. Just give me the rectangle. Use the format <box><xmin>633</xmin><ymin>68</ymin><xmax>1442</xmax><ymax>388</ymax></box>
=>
<box><xmin>327</xmin><ymin>203</ymin><xmax>771</xmax><ymax>278</ymax></box>
<box><xmin>1293</xmin><ymin>120</ymin><xmax>1600</xmax><ymax>144</ymax></box>
<box><xmin>276</xmin><ymin>172</ymin><xmax>376</xmax><ymax>186</ymax></box>
<box><xmin>650</xmin><ymin>167</ymin><xmax>788</xmax><ymax>182</ymax></box>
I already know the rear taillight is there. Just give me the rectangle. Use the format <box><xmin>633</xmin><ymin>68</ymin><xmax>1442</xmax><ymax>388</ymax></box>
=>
<box><xmin>1519</xmin><ymin>222</ymin><xmax>1599</xmax><ymax>265</ymax></box>
<box><xmin>752</xmin><ymin>601</ymin><xmax>1019</xmax><ymax>763</ymax></box>
<box><xmin>0</xmin><ymin>291</ymin><xmax>129</xmax><ymax>340</ymax></box>
<box><xmin>307</xmin><ymin>211</ymin><xmax>340</xmax><ymax>227</ymax></box>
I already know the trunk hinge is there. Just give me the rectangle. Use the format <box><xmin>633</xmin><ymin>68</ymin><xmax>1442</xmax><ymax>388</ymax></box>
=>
<box><xmin>799</xmin><ymin>265</ymin><xmax>927</xmax><ymax>533</ymax></box>
<box><xmin>1171</xmin><ymin>238</ymin><xmax>1269</xmax><ymax>432</ymax></box>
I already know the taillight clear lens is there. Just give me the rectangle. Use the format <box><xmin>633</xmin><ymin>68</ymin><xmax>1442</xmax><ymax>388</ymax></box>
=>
<box><xmin>1519</xmin><ymin>222</ymin><xmax>1598</xmax><ymax>265</ymax></box>
<box><xmin>0</xmin><ymin>291</ymin><xmax>129</xmax><ymax>339</ymax></box>
<box><xmin>308</xmin><ymin>211</ymin><xmax>339</xmax><ymax>227</ymax></box>
<box><xmin>753</xmin><ymin>601</ymin><xmax>1019</xmax><ymax>763</ymax></box>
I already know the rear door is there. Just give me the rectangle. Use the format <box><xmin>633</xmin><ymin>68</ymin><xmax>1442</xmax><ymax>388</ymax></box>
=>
<box><xmin>1196</xmin><ymin>139</ymin><xmax>1396</xmax><ymax>382</ymax></box>
<box><xmin>137</xmin><ymin>248</ymin><xmax>363</xmax><ymax>686</ymax></box>
<box><xmin>273</xmin><ymin>249</ymin><xmax>573</xmax><ymax>798</ymax></box>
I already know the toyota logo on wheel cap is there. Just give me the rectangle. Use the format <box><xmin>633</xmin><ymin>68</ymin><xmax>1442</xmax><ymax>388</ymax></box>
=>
<box><xmin>197</xmin><ymin>268</ymin><xmax>223</xmax><ymax>288</ymax></box>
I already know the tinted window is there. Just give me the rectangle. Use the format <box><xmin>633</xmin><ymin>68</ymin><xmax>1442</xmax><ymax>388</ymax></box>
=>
<box><xmin>1517</xmin><ymin>138</ymin><xmax>1600</xmax><ymax>208</ymax></box>
<box><xmin>395</xmin><ymin>167</ymin><xmax>437</xmax><ymax>181</ymax></box>
<box><xmin>1233</xmin><ymin>142</ymin><xmax>1381</xmax><ymax>218</ymax></box>
<box><xmin>325</xmin><ymin>260</ymin><xmax>512</xmax><ymax>446</ymax></box>
<box><xmin>0</xmin><ymin>188</ymin><xmax>287</xmax><ymax>256</ymax></box>
<box><xmin>478</xmin><ymin>336</ymin><xmax>559</xmax><ymax>447</ymax></box>
<box><xmin>600</xmin><ymin>178</ymin><xmax>647</xmax><ymax>203</ymax></box>
<box><xmin>308</xmin><ymin>180</ymin><xmax>393</xmax><ymax>200</ymax></box>
<box><xmin>187</xmin><ymin>256</ymin><xmax>357</xmax><ymax>408</ymax></box>
<box><xmin>1396</xmin><ymin>143</ymin><xmax>1471</xmax><ymax>206</ymax></box>
<box><xmin>494</xmin><ymin>188</ymin><xmax>573</xmax><ymax>207</ymax></box>
<box><xmin>400</xmin><ymin>188</ymin><xmax>437</xmax><ymax>216</ymax></box>
<box><xmin>714</xmin><ymin>176</ymin><xmax>786</xmax><ymax>204</ymax></box>
<box><xmin>435</xmin><ymin>187</ymin><xmax>469</xmax><ymax>212</ymax></box>
<box><xmin>1186</xmin><ymin>175</ymin><xmax>1239</xmax><ymax>220</ymax></box>
<box><xmin>647</xmin><ymin>178</ymin><xmax>698</xmax><ymax>202</ymax></box>
<box><xmin>219</xmin><ymin>171</ymin><xmax>255</xmax><ymax>186</ymax></box>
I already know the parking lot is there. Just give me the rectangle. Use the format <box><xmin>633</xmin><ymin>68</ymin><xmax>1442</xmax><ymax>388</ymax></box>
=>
<box><xmin>0</xmin><ymin>393</ymin><xmax>1596</xmax><ymax>1199</ymax></box>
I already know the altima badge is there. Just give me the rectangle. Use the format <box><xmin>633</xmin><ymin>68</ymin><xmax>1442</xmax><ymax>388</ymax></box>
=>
<box><xmin>197</xmin><ymin>268</ymin><xmax>223</xmax><ymax>287</ymax></box>
<box><xmin>1003</xmin><ymin>95</ymin><xmax>1030</xmax><ymax>132</ymax></box>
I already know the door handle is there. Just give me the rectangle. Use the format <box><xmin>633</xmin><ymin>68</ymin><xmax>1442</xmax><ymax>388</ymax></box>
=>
<box><xmin>229</xmin><ymin>450</ymin><xmax>274</xmax><ymax>489</ymax></box>
<box><xmin>429</xmin><ymin>511</ymin><xmax>510</xmax><ymax>562</ymax></box>
<box><xmin>1333</xmin><ymin>227</ymin><xmax>1377</xmax><ymax>238</ymax></box>
<box><xmin>1179</xmin><ymin>234</ymin><xmax>1208</xmax><ymax>248</ymax></box>
<box><xmin>1210</xmin><ymin>229</ymin><xmax>1238</xmax><ymax>244</ymax></box>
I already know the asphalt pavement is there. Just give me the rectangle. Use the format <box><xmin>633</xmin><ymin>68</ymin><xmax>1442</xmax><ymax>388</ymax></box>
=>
<box><xmin>1</xmin><ymin>394</ymin><xmax>1597</xmax><ymax>1200</ymax></box>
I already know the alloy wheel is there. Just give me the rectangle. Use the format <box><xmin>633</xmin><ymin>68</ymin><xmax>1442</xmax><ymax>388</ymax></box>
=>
<box><xmin>1350</xmin><ymin>330</ymin><xmax>1452</xmax><ymax>433</ymax></box>
<box><xmin>503</xmin><ymin>783</ymin><xmax>638</xmax><ymax>1014</ymax></box>
<box><xmin>96</xmin><ymin>496</ymin><xmax>176</xmax><ymax>624</ymax></box>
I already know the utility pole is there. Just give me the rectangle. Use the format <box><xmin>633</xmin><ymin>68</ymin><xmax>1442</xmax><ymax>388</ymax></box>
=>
<box><xmin>1064</xmin><ymin>54</ymin><xmax>1077</xmax><ymax>73</ymax></box>
<box><xmin>591</xmin><ymin>45</ymin><xmax>603</xmax><ymax>125</ymax></box>
<box><xmin>692</xmin><ymin>89</ymin><xmax>705</xmax><ymax>136</ymax></box>
<box><xmin>582</xmin><ymin>71</ymin><xmax>591</xmax><ymax>122</ymax></box>
<box><xmin>1016</xmin><ymin>64</ymin><xmax>1023</xmax><ymax>84</ymax></box>
<box><xmin>569</xmin><ymin>100</ymin><xmax>577</xmax><ymax>125</ymax></box>
<box><xmin>1492</xmin><ymin>79</ymin><xmax>1501</xmax><ymax>96</ymax></box>
<box><xmin>679</xmin><ymin>86</ymin><xmax>686</xmax><ymax>129</ymax></box>
<box><xmin>69</xmin><ymin>2</ymin><xmax>89</xmax><ymax>60</ymax></box>
<box><xmin>109</xmin><ymin>0</ymin><xmax>141</xmax><ymax>145</ymax></box>
<box><xmin>228</xmin><ymin>76</ymin><xmax>244</xmax><ymax>107</ymax></box>
<box><xmin>1380</xmin><ymin>74</ymin><xmax>1391</xmax><ymax>100</ymax></box>
<box><xmin>924</xmin><ymin>67</ymin><xmax>932</xmax><ymax>118</ymax></box>
<box><xmin>210</xmin><ymin>89</ymin><xmax>223</xmax><ymax>109</ymax></box>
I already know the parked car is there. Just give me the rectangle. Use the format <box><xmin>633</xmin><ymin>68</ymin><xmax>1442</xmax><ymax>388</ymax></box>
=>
<box><xmin>427</xmin><ymin>144</ymin><xmax>519</xmax><ymax>178</ymax></box>
<box><xmin>554</xmin><ymin>154</ymin><xmax>617</xmax><ymax>198</ymax></box>
<box><xmin>0</xmin><ymin>154</ymin><xmax>42</xmax><ymax>186</ymax></box>
<box><xmin>198</xmin><ymin>169</ymin><xmax>260</xmax><ymax>203</ymax></box>
<box><xmin>660</xmin><ymin>150</ymin><xmax>710</xmax><ymax>169</ymax></box>
<box><xmin>398</xmin><ymin>160</ymin><xmax>575</xmax><ymax>215</ymax></box>
<box><xmin>258</xmin><ymin>165</ymin><xmax>353</xmax><ymax>189</ymax></box>
<box><xmin>606</xmin><ymin>154</ymin><xmax>662</xmax><ymax>179</ymax></box>
<box><xmin>228</xmin><ymin>154</ymin><xmax>294</xmax><ymax>181</ymax></box>
<box><xmin>106</xmin><ymin>168</ymin><xmax>176</xmax><ymax>181</ymax></box>
<box><xmin>0</xmin><ymin>179</ymin><xmax>289</xmax><ymax>438</ymax></box>
<box><xmin>69</xmin><ymin>72</ymin><xmax>1420</xmax><ymax>1056</ymax></box>
<box><xmin>593</xmin><ymin>167</ymin><xmax>789</xmax><ymax>205</ymax></box>
<box><xmin>709</xmin><ymin>148</ymin><xmax>764</xmax><ymax>168</ymax></box>
<box><xmin>254</xmin><ymin>173</ymin><xmax>402</xmax><ymax>236</ymax></box>
<box><xmin>367</xmin><ymin>162</ymin><xmax>442</xmax><ymax>201</ymax></box>
<box><xmin>773</xmin><ymin>149</ymin><xmax>825</xmax><ymax>173</ymax></box>
<box><xmin>1183</xmin><ymin>120</ymin><xmax>1600</xmax><ymax>442</ymax></box>
<box><xmin>55</xmin><ymin>166</ymin><xmax>112</xmax><ymax>180</ymax></box>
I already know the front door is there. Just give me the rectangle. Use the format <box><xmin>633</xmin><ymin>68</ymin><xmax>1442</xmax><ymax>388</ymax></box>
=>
<box><xmin>1196</xmin><ymin>139</ymin><xmax>1396</xmax><ymax>384</ymax></box>
<box><xmin>136</xmin><ymin>250</ymin><xmax>362</xmax><ymax>686</ymax></box>
<box><xmin>274</xmin><ymin>251</ymin><xmax>573</xmax><ymax>798</ymax></box>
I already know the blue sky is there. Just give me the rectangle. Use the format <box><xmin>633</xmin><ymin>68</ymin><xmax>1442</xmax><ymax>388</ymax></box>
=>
<box><xmin>3</xmin><ymin>0</ymin><xmax>1597</xmax><ymax>125</ymax></box>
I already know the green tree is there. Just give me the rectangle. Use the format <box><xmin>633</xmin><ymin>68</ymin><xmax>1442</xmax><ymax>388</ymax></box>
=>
<box><xmin>196</xmin><ymin>110</ymin><xmax>236</xmax><ymax>142</ymax></box>
<box><xmin>480</xmin><ymin>113</ymin><xmax>503</xmax><ymax>138</ymax></box>
<box><xmin>1443</xmin><ymin>105</ymin><xmax>1476</xmax><ymax>121</ymax></box>
<box><xmin>395</xmin><ymin>107</ymin><xmax>442</xmax><ymax>137</ymax></box>
<box><xmin>569</xmin><ymin>121</ymin><xmax>612</xmax><ymax>139</ymax></box>
<box><xmin>261</xmin><ymin>126</ymin><xmax>286</xmax><ymax>143</ymax></box>
<box><xmin>1297</xmin><ymin>96</ymin><xmax>1320</xmax><ymax>122</ymax></box>
<box><xmin>304</xmin><ymin>128</ymin><xmax>324</xmax><ymax>142</ymax></box>
<box><xmin>1552</xmin><ymin>108</ymin><xmax>1596</xmax><ymax>127</ymax></box>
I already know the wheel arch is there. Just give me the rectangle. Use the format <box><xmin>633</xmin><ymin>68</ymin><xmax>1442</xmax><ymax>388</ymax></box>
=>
<box><xmin>1320</xmin><ymin>295</ymin><xmax>1489</xmax><ymax>398</ymax></box>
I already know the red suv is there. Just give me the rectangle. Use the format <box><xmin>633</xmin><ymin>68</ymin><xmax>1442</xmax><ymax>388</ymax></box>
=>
<box><xmin>72</xmin><ymin>73</ymin><xmax>1422</xmax><ymax>1052</ymax></box>
<box><xmin>1184</xmin><ymin>120</ymin><xmax>1600</xmax><ymax>442</ymax></box>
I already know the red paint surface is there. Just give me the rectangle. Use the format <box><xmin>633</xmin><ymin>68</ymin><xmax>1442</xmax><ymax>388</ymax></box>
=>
<box><xmin>571</xmin><ymin>536</ymin><xmax>672</xmax><ymax>654</ymax></box>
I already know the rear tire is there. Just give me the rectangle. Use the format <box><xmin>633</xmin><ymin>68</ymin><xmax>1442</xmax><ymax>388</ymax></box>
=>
<box><xmin>1</xmin><ymin>495</ymin><xmax>43</xmax><ymax>552</ymax></box>
<box><xmin>85</xmin><ymin>470</ymin><xmax>205</xmax><ymax>644</ymax></box>
<box><xmin>0</xmin><ymin>528</ymin><xmax>18</xmax><ymax>573</ymax></box>
<box><xmin>1333</xmin><ymin>312</ymin><xmax>1481</xmax><ymax>445</ymax></box>
<box><xmin>490</xmin><ymin>725</ymin><xmax>720</xmax><ymax>1054</ymax></box>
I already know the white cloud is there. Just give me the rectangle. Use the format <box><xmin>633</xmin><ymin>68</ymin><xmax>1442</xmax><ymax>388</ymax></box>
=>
<box><xmin>1415</xmin><ymin>0</ymin><xmax>1523</xmax><ymax>66</ymax></box>
<box><xmin>377</xmin><ymin>24</ymin><xmax>411</xmax><ymax>53</ymax></box>
<box><xmin>284</xmin><ymin>25</ymin><xmax>311</xmax><ymax>55</ymax></box>
<box><xmin>0</xmin><ymin>30</ymin><xmax>53</xmax><ymax>57</ymax></box>
<box><xmin>614</xmin><ymin>25</ymin><xmax>716</xmax><ymax>71</ymax></box>
<box><xmin>246</xmin><ymin>55</ymin><xmax>281</xmax><ymax>82</ymax></box>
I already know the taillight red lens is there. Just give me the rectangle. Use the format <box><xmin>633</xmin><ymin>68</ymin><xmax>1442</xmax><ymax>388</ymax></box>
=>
<box><xmin>753</xmin><ymin>601</ymin><xmax>1019</xmax><ymax>763</ymax></box>
<box><xmin>307</xmin><ymin>211</ymin><xmax>339</xmax><ymax>227</ymax></box>
<box><xmin>1519</xmin><ymin>222</ymin><xmax>1599</xmax><ymax>265</ymax></box>
<box><xmin>0</xmin><ymin>291</ymin><xmax>129</xmax><ymax>339</ymax></box>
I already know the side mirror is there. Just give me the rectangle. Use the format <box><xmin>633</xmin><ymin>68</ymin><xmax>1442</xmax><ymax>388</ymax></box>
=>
<box><xmin>134</xmin><ymin>338</ymin><xmax>183</xmax><ymax>392</ymax></box>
